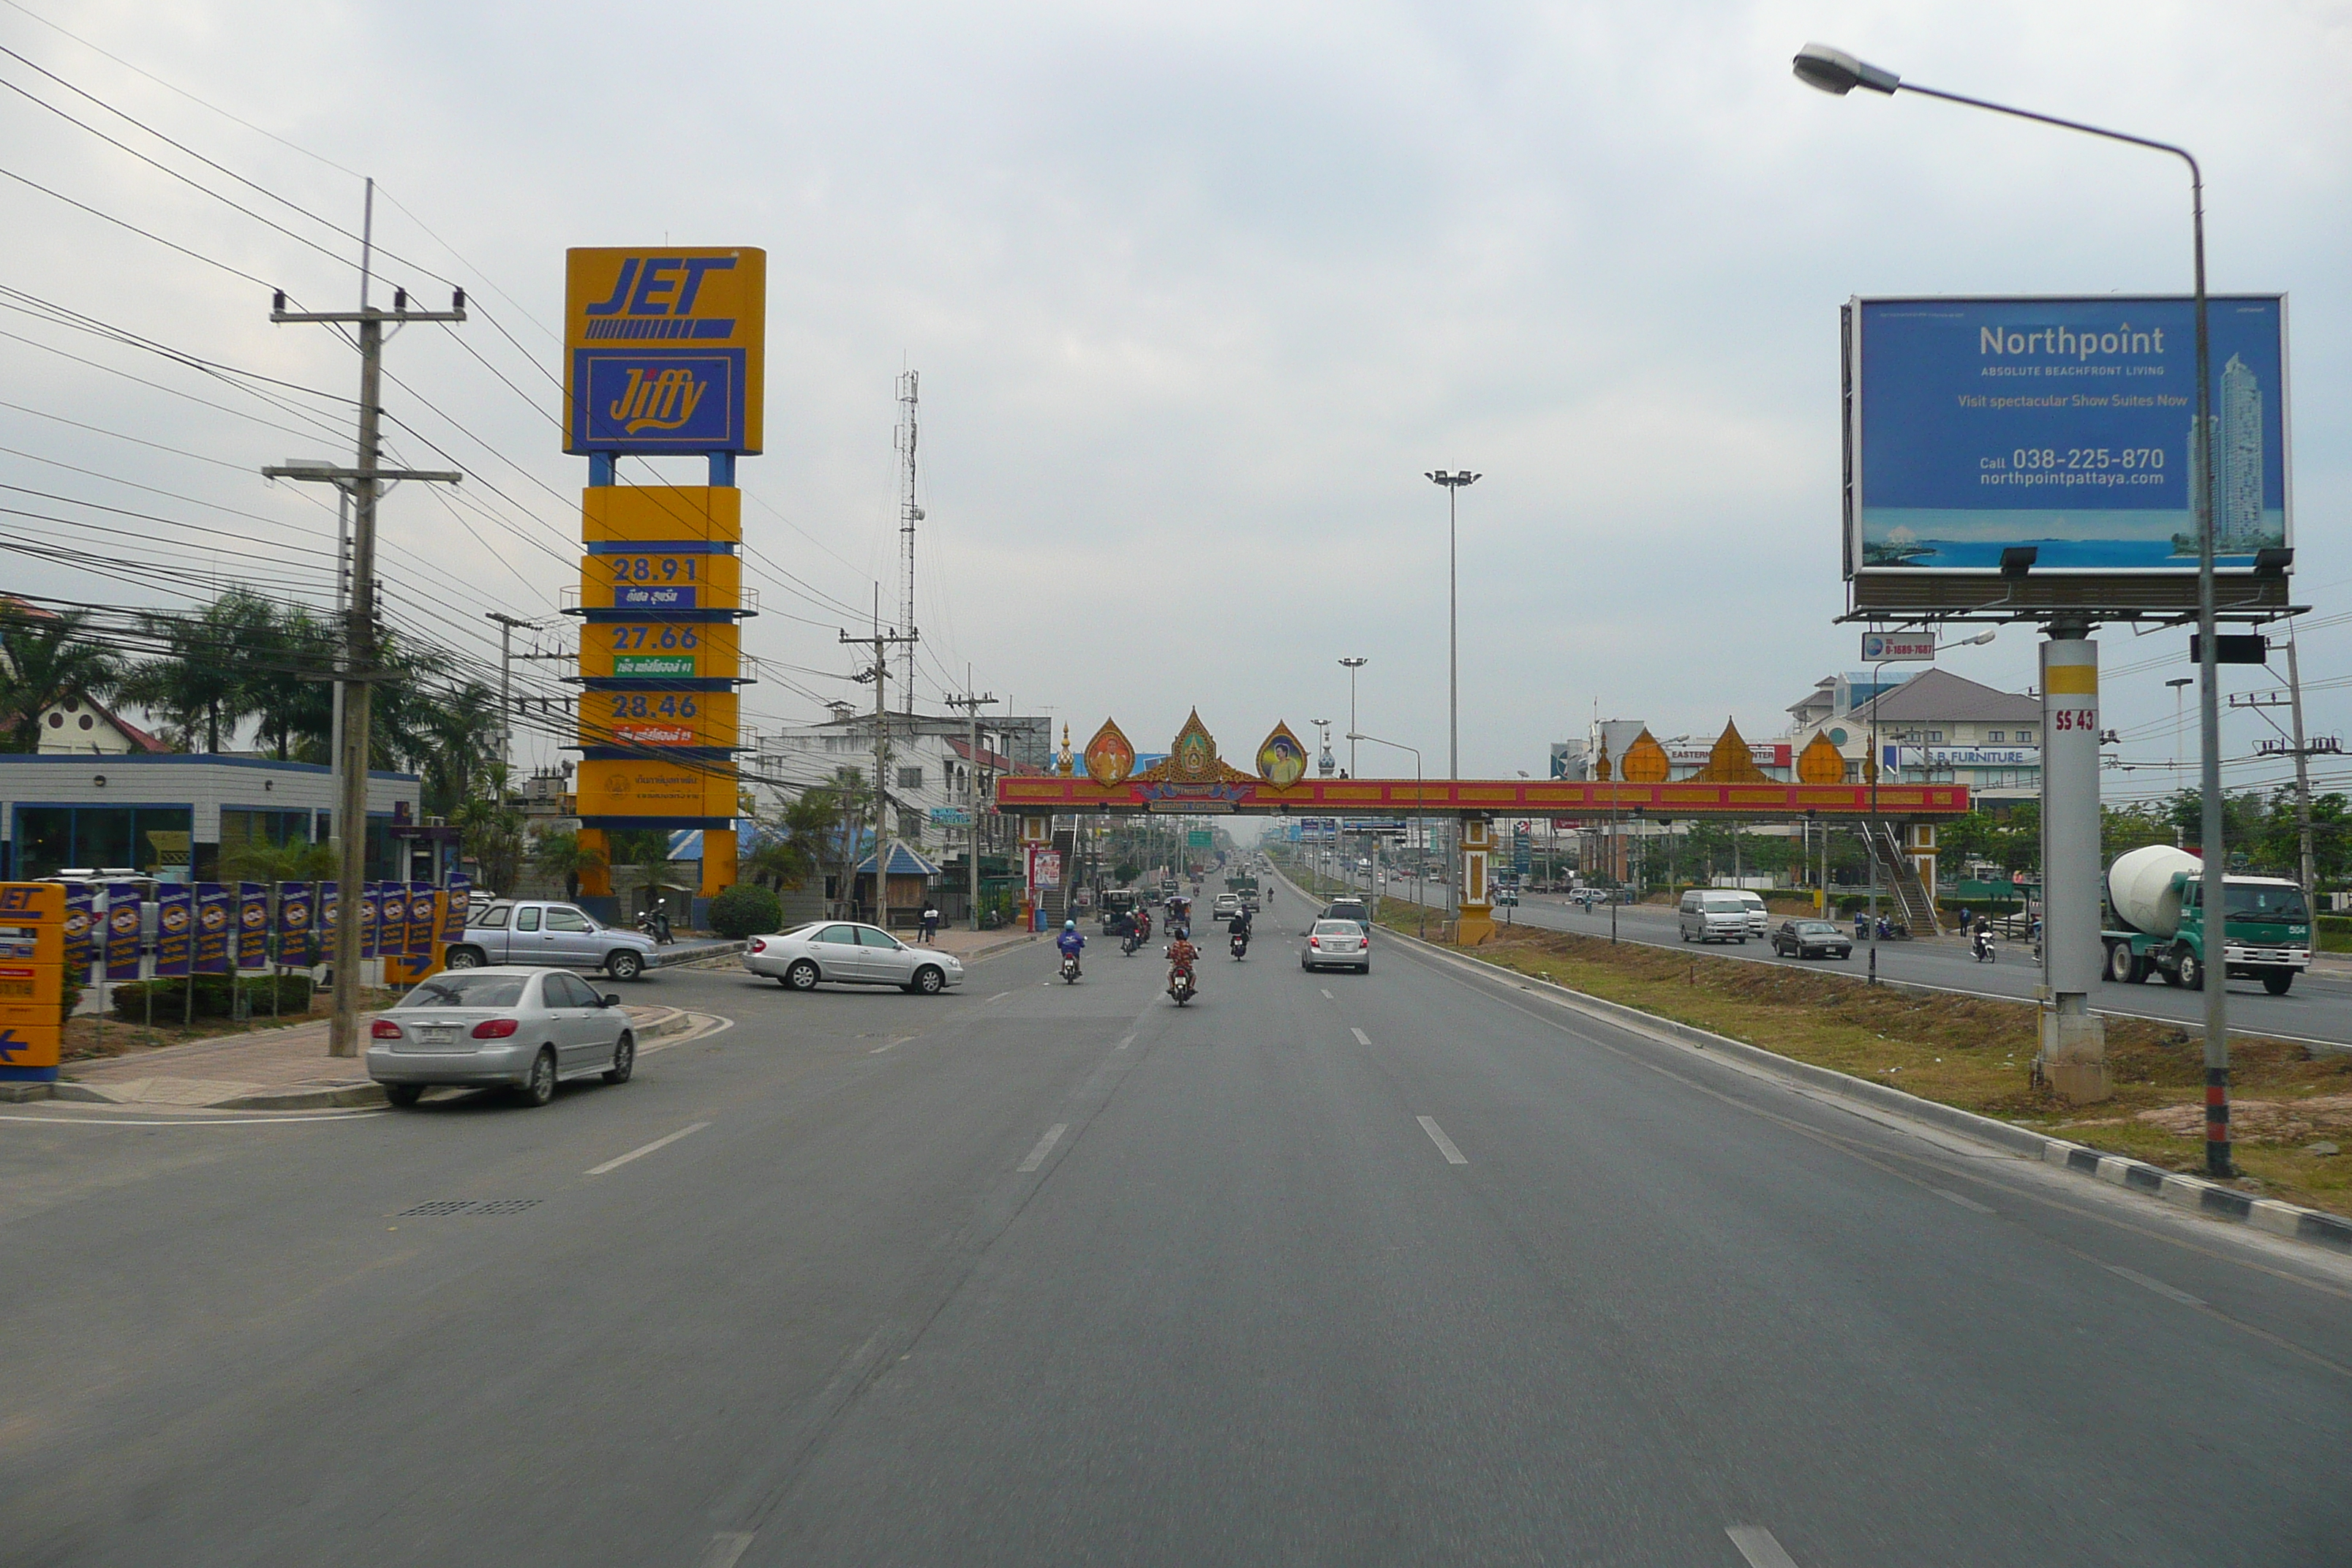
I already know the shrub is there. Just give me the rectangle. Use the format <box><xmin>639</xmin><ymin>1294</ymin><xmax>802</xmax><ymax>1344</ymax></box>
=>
<box><xmin>109</xmin><ymin>972</ymin><xmax>314</xmax><ymax>1022</ymax></box>
<box><xmin>707</xmin><ymin>883</ymin><xmax>783</xmax><ymax>940</ymax></box>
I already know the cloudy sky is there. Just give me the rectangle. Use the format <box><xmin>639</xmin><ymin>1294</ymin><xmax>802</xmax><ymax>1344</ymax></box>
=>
<box><xmin>1</xmin><ymin>0</ymin><xmax>2345</xmax><ymax>805</ymax></box>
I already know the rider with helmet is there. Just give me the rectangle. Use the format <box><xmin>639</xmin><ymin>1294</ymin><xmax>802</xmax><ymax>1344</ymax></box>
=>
<box><xmin>1056</xmin><ymin>919</ymin><xmax>1085</xmax><ymax>977</ymax></box>
<box><xmin>1166</xmin><ymin>924</ymin><xmax>1199</xmax><ymax>994</ymax></box>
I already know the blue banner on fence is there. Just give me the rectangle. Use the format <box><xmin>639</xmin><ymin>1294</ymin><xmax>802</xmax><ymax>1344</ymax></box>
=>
<box><xmin>276</xmin><ymin>881</ymin><xmax>315</xmax><ymax>968</ymax></box>
<box><xmin>155</xmin><ymin>886</ymin><xmax>192</xmax><ymax>977</ymax></box>
<box><xmin>104</xmin><ymin>883</ymin><xmax>143</xmax><ymax>982</ymax></box>
<box><xmin>238</xmin><ymin>883</ymin><xmax>269</xmax><ymax>970</ymax></box>
<box><xmin>62</xmin><ymin>883</ymin><xmax>94</xmax><ymax>978</ymax></box>
<box><xmin>193</xmin><ymin>883</ymin><xmax>230</xmax><ymax>974</ymax></box>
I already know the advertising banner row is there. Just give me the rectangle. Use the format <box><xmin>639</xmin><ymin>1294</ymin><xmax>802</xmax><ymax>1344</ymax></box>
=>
<box><xmin>55</xmin><ymin>878</ymin><xmax>470</xmax><ymax>979</ymax></box>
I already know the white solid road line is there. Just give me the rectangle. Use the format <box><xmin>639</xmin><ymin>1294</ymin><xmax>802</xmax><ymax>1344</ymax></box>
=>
<box><xmin>0</xmin><ymin>1111</ymin><xmax>382</xmax><ymax>1127</ymax></box>
<box><xmin>2105</xmin><ymin>1262</ymin><xmax>2205</xmax><ymax>1307</ymax></box>
<box><xmin>987</xmin><ymin>992</ymin><xmax>1011</xmax><ymax>1002</ymax></box>
<box><xmin>1351</xmin><ymin>1027</ymin><xmax>1371</xmax><ymax>1046</ymax></box>
<box><xmin>1417</xmin><ymin>1115</ymin><xmax>1468</xmax><ymax>1166</ymax></box>
<box><xmin>1018</xmin><ymin>1123</ymin><xmax>1068</xmax><ymax>1172</ymax></box>
<box><xmin>698</xmin><ymin>1532</ymin><xmax>754</xmax><ymax>1568</ymax></box>
<box><xmin>1725</xmin><ymin>1525</ymin><xmax>1802</xmax><ymax>1568</ymax></box>
<box><xmin>1116</xmin><ymin>1033</ymin><xmax>1135</xmax><ymax>1050</ymax></box>
<box><xmin>585</xmin><ymin>1120</ymin><xmax>710</xmax><ymax>1177</ymax></box>
<box><xmin>1934</xmin><ymin>1187</ymin><xmax>1996</xmax><ymax>1214</ymax></box>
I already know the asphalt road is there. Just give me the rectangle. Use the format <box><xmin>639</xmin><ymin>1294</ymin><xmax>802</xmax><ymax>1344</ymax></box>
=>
<box><xmin>1337</xmin><ymin>867</ymin><xmax>2352</xmax><ymax>1049</ymax></box>
<box><xmin>4</xmin><ymin>929</ymin><xmax>2350</xmax><ymax>1565</ymax></box>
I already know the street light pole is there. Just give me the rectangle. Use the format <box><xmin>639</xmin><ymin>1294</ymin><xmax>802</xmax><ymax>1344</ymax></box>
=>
<box><xmin>1795</xmin><ymin>39</ymin><xmax>2230</xmax><ymax>1174</ymax></box>
<box><xmin>1351</xmin><ymin>731</ymin><xmax>1424</xmax><ymax>941</ymax></box>
<box><xmin>1426</xmin><ymin>471</ymin><xmax>1480</xmax><ymax>919</ymax></box>
<box><xmin>1339</xmin><ymin>657</ymin><xmax>1366</xmax><ymax>779</ymax></box>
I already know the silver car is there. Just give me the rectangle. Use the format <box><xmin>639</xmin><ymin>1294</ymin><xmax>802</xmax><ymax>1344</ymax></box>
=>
<box><xmin>445</xmin><ymin>900</ymin><xmax>659</xmax><ymax>981</ymax></box>
<box><xmin>743</xmin><ymin>921</ymin><xmax>966</xmax><ymax>994</ymax></box>
<box><xmin>1302</xmin><ymin>918</ymin><xmax>1371</xmax><ymax>973</ymax></box>
<box><xmin>366</xmin><ymin>966</ymin><xmax>636</xmax><ymax>1107</ymax></box>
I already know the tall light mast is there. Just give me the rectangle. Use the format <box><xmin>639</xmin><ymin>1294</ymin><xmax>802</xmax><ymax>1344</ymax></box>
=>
<box><xmin>896</xmin><ymin>369</ymin><xmax>923</xmax><ymax>715</ymax></box>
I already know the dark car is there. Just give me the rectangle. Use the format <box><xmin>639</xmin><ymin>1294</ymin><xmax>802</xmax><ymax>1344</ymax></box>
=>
<box><xmin>1772</xmin><ymin>918</ymin><xmax>1852</xmax><ymax>960</ymax></box>
<box><xmin>1323</xmin><ymin>898</ymin><xmax>1373</xmax><ymax>932</ymax></box>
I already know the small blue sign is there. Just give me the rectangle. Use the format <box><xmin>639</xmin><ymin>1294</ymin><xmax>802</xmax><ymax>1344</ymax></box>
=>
<box><xmin>570</xmin><ymin>349</ymin><xmax>746</xmax><ymax>452</ymax></box>
<box><xmin>614</xmin><ymin>584</ymin><xmax>698</xmax><ymax>609</ymax></box>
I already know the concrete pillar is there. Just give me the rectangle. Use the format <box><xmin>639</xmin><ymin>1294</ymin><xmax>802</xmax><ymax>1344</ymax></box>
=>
<box><xmin>2040</xmin><ymin>630</ymin><xmax>2109</xmax><ymax>1101</ymax></box>
<box><xmin>1455</xmin><ymin>817</ymin><xmax>1496</xmax><ymax>946</ymax></box>
<box><xmin>576</xmin><ymin>829</ymin><xmax>613</xmax><ymax>897</ymax></box>
<box><xmin>699</xmin><ymin>828</ymin><xmax>737</xmax><ymax>898</ymax></box>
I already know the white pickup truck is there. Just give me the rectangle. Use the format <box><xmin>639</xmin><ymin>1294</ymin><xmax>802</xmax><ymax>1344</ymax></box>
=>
<box><xmin>443</xmin><ymin>900</ymin><xmax>660</xmax><ymax>981</ymax></box>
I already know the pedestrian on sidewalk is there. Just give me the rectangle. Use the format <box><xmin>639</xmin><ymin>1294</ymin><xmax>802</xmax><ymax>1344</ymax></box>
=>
<box><xmin>921</xmin><ymin>904</ymin><xmax>940</xmax><ymax>944</ymax></box>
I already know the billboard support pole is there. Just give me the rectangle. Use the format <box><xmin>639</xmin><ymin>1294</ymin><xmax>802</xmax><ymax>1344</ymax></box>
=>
<box><xmin>2040</xmin><ymin>628</ymin><xmax>2109</xmax><ymax>1101</ymax></box>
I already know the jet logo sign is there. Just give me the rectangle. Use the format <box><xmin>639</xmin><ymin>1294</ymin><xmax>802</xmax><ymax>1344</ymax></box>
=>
<box><xmin>565</xmin><ymin>246</ymin><xmax>765</xmax><ymax>456</ymax></box>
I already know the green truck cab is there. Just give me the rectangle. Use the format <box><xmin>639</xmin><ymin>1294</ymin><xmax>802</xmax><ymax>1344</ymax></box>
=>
<box><xmin>2103</xmin><ymin>871</ymin><xmax>2311</xmax><ymax>995</ymax></box>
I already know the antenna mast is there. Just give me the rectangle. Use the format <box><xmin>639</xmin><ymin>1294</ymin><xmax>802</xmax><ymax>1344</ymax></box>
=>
<box><xmin>895</xmin><ymin>369</ymin><xmax>922</xmax><ymax>715</ymax></box>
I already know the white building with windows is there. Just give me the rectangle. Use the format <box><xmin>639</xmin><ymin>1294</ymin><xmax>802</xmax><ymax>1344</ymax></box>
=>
<box><xmin>1785</xmin><ymin>668</ymin><xmax>2040</xmax><ymax>803</ymax></box>
<box><xmin>756</xmin><ymin>706</ymin><xmax>1043</xmax><ymax>862</ymax></box>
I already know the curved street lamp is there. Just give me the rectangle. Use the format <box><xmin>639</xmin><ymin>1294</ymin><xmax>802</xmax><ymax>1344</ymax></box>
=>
<box><xmin>1794</xmin><ymin>41</ymin><xmax>2234</xmax><ymax>1175</ymax></box>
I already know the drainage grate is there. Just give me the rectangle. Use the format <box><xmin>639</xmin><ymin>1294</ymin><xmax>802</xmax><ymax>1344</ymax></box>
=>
<box><xmin>396</xmin><ymin>1199</ymin><xmax>543</xmax><ymax>1217</ymax></box>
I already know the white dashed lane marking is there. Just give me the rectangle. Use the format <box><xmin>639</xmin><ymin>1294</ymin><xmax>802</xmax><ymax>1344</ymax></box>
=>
<box><xmin>1018</xmin><ymin>1123</ymin><xmax>1068</xmax><ymax>1172</ymax></box>
<box><xmin>1350</xmin><ymin>1028</ymin><xmax>1371</xmax><ymax>1046</ymax></box>
<box><xmin>1725</xmin><ymin>1526</ymin><xmax>1801</xmax><ymax>1568</ymax></box>
<box><xmin>1416</xmin><ymin>1116</ymin><xmax>1468</xmax><ymax>1166</ymax></box>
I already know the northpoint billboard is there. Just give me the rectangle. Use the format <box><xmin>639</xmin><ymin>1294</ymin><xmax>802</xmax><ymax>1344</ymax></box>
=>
<box><xmin>1845</xmin><ymin>295</ymin><xmax>2290</xmax><ymax>611</ymax></box>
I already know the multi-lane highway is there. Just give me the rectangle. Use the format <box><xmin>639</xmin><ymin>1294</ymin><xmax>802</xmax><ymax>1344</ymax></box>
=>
<box><xmin>1340</xmin><ymin>867</ymin><xmax>2352</xmax><ymax>1049</ymax></box>
<box><xmin>4</xmin><ymin>927</ymin><xmax>2349</xmax><ymax>1566</ymax></box>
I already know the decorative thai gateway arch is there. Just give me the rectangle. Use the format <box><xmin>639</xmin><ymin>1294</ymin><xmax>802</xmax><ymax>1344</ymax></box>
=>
<box><xmin>996</xmin><ymin>712</ymin><xmax>1970</xmax><ymax>945</ymax></box>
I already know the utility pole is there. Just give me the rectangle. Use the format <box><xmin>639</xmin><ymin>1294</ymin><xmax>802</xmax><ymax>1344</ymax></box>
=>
<box><xmin>842</xmin><ymin>621</ymin><xmax>919</xmax><ymax>928</ymax></box>
<box><xmin>2287</xmin><ymin>629</ymin><xmax>2316</xmax><ymax>900</ymax></box>
<box><xmin>896</xmin><ymin>370</ymin><xmax>922</xmax><ymax>716</ymax></box>
<box><xmin>946</xmin><ymin>679</ymin><xmax>997</xmax><ymax>931</ymax></box>
<box><xmin>486</xmin><ymin>612</ymin><xmax>534</xmax><ymax>785</ymax></box>
<box><xmin>263</xmin><ymin>178</ymin><xmax>464</xmax><ymax>1058</ymax></box>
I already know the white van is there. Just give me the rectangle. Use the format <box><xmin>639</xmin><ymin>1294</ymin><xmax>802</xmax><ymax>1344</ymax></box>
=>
<box><xmin>1735</xmin><ymin>892</ymin><xmax>1769</xmax><ymax>937</ymax></box>
<box><xmin>1678</xmin><ymin>889</ymin><xmax>1751</xmax><ymax>943</ymax></box>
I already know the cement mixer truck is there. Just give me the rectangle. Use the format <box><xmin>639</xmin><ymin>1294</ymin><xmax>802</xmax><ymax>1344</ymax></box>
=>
<box><xmin>2101</xmin><ymin>845</ymin><xmax>2312</xmax><ymax>995</ymax></box>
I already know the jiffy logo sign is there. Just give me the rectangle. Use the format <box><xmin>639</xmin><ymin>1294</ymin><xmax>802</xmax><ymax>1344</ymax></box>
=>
<box><xmin>565</xmin><ymin>247</ymin><xmax>765</xmax><ymax>455</ymax></box>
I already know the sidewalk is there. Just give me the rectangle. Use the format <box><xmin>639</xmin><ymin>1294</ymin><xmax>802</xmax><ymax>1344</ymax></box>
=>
<box><xmin>907</xmin><ymin>926</ymin><xmax>1037</xmax><ymax>962</ymax></box>
<box><xmin>19</xmin><ymin>1003</ymin><xmax>694</xmax><ymax>1112</ymax></box>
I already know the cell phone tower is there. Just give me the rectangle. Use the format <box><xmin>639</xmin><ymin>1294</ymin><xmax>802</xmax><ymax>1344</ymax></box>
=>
<box><xmin>895</xmin><ymin>369</ymin><xmax>923</xmax><ymax>715</ymax></box>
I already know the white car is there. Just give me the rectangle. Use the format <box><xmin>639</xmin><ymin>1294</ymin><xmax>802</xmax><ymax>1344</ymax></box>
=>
<box><xmin>1302</xmin><ymin>918</ymin><xmax>1371</xmax><ymax>973</ymax></box>
<box><xmin>1212</xmin><ymin>893</ymin><xmax>1241</xmax><ymax>923</ymax></box>
<box><xmin>745</xmin><ymin>921</ymin><xmax>966</xmax><ymax>995</ymax></box>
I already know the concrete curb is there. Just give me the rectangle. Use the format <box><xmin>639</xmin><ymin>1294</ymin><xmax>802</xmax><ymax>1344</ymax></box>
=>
<box><xmin>1275</xmin><ymin>864</ymin><xmax>2352</xmax><ymax>1259</ymax></box>
<box><xmin>26</xmin><ymin>1006</ymin><xmax>701</xmax><ymax>1113</ymax></box>
<box><xmin>650</xmin><ymin>940</ymin><xmax>744</xmax><ymax>970</ymax></box>
<box><xmin>957</xmin><ymin>932</ymin><xmax>1039</xmax><ymax>963</ymax></box>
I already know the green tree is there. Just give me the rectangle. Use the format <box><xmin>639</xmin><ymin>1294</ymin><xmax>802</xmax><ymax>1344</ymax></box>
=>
<box><xmin>0</xmin><ymin>606</ymin><xmax>124</xmax><ymax>753</ymax></box>
<box><xmin>120</xmin><ymin>591</ymin><xmax>278</xmax><ymax>753</ymax></box>
<box><xmin>453</xmin><ymin>782</ymin><xmax>524</xmax><ymax>894</ymax></box>
<box><xmin>529</xmin><ymin>829</ymin><xmax>604</xmax><ymax>902</ymax></box>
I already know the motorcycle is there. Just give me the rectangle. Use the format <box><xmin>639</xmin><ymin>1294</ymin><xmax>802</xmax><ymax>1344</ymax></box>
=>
<box><xmin>1230</xmin><ymin>931</ymin><xmax>1249</xmax><ymax>960</ymax></box>
<box><xmin>1169</xmin><ymin>966</ymin><xmax>1196</xmax><ymax>1006</ymax></box>
<box><xmin>636</xmin><ymin>902</ymin><xmax>674</xmax><ymax>945</ymax></box>
<box><xmin>1060</xmin><ymin>951</ymin><xmax>1082</xmax><ymax>984</ymax></box>
<box><xmin>1122</xmin><ymin>929</ymin><xmax>1143</xmax><ymax>957</ymax></box>
<box><xmin>1972</xmin><ymin>930</ymin><xmax>1995</xmax><ymax>964</ymax></box>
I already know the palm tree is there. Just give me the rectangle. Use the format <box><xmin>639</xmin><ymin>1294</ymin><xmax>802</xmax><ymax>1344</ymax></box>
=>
<box><xmin>244</xmin><ymin>604</ymin><xmax>338</xmax><ymax>761</ymax></box>
<box><xmin>119</xmin><ymin>592</ymin><xmax>278</xmax><ymax>753</ymax></box>
<box><xmin>0</xmin><ymin>605</ymin><xmax>124</xmax><ymax>753</ymax></box>
<box><xmin>452</xmin><ymin>784</ymin><xmax>524</xmax><ymax>894</ymax></box>
<box><xmin>529</xmin><ymin>829</ymin><xmax>604</xmax><ymax>902</ymax></box>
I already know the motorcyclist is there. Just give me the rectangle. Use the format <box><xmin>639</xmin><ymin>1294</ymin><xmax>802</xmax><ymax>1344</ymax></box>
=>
<box><xmin>1057</xmin><ymin>919</ymin><xmax>1085</xmax><ymax>976</ymax></box>
<box><xmin>1228</xmin><ymin>905</ymin><xmax>1253</xmax><ymax>951</ymax></box>
<box><xmin>1166</xmin><ymin>925</ymin><xmax>1199</xmax><ymax>992</ymax></box>
<box><xmin>1972</xmin><ymin>913</ymin><xmax>1994</xmax><ymax>960</ymax></box>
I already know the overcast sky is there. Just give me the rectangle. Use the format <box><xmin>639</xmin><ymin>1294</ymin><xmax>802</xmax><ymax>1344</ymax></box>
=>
<box><xmin>1</xmin><ymin>0</ymin><xmax>2345</xmax><ymax>806</ymax></box>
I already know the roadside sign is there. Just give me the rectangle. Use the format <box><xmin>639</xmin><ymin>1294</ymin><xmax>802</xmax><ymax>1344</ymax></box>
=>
<box><xmin>1861</xmin><ymin>633</ymin><xmax>1937</xmax><ymax>663</ymax></box>
<box><xmin>930</xmin><ymin>806</ymin><xmax>973</xmax><ymax>828</ymax></box>
<box><xmin>0</xmin><ymin>883</ymin><xmax>66</xmax><ymax>1079</ymax></box>
<box><xmin>1187</xmin><ymin>830</ymin><xmax>1212</xmax><ymax>849</ymax></box>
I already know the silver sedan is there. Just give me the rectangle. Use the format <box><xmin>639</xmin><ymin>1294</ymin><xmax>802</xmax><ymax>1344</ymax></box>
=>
<box><xmin>366</xmin><ymin>966</ymin><xmax>636</xmax><ymax>1108</ymax></box>
<box><xmin>744</xmin><ymin>921</ymin><xmax>966</xmax><ymax>995</ymax></box>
